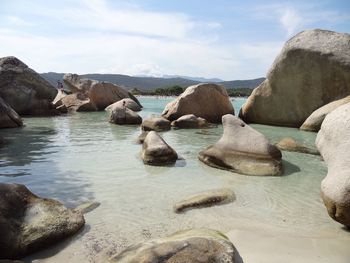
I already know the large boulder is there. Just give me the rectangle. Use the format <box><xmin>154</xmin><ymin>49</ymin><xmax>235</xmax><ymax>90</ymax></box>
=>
<box><xmin>239</xmin><ymin>29</ymin><xmax>350</xmax><ymax>127</ymax></box>
<box><xmin>198</xmin><ymin>114</ymin><xmax>282</xmax><ymax>176</ymax></box>
<box><xmin>316</xmin><ymin>103</ymin><xmax>350</xmax><ymax>227</ymax></box>
<box><xmin>109</xmin><ymin>228</ymin><xmax>238</xmax><ymax>263</ymax></box>
<box><xmin>0</xmin><ymin>96</ymin><xmax>23</xmax><ymax>128</ymax></box>
<box><xmin>0</xmin><ymin>56</ymin><xmax>58</xmax><ymax>115</ymax></box>
<box><xmin>60</xmin><ymin>93</ymin><xmax>97</xmax><ymax>112</ymax></box>
<box><xmin>162</xmin><ymin>83</ymin><xmax>234</xmax><ymax>123</ymax></box>
<box><xmin>105</xmin><ymin>98</ymin><xmax>142</xmax><ymax>112</ymax></box>
<box><xmin>142</xmin><ymin>131</ymin><xmax>178</xmax><ymax>165</ymax></box>
<box><xmin>63</xmin><ymin>74</ymin><xmax>142</xmax><ymax>110</ymax></box>
<box><xmin>109</xmin><ymin>106</ymin><xmax>142</xmax><ymax>125</ymax></box>
<box><xmin>171</xmin><ymin>114</ymin><xmax>211</xmax><ymax>129</ymax></box>
<box><xmin>300</xmin><ymin>96</ymin><xmax>350</xmax><ymax>132</ymax></box>
<box><xmin>0</xmin><ymin>183</ymin><xmax>85</xmax><ymax>259</ymax></box>
<box><xmin>141</xmin><ymin>116</ymin><xmax>171</xmax><ymax>132</ymax></box>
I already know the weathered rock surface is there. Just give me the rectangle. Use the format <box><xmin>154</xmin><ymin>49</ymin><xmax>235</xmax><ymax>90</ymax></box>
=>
<box><xmin>0</xmin><ymin>56</ymin><xmax>58</xmax><ymax>115</ymax></box>
<box><xmin>109</xmin><ymin>228</ymin><xmax>238</xmax><ymax>263</ymax></box>
<box><xmin>0</xmin><ymin>96</ymin><xmax>23</xmax><ymax>128</ymax></box>
<box><xmin>63</xmin><ymin>74</ymin><xmax>142</xmax><ymax>110</ymax></box>
<box><xmin>109</xmin><ymin>106</ymin><xmax>142</xmax><ymax>125</ymax></box>
<box><xmin>316</xmin><ymin>103</ymin><xmax>350</xmax><ymax>227</ymax></box>
<box><xmin>275</xmin><ymin>137</ymin><xmax>319</xmax><ymax>155</ymax></box>
<box><xmin>171</xmin><ymin>114</ymin><xmax>212</xmax><ymax>129</ymax></box>
<box><xmin>141</xmin><ymin>116</ymin><xmax>171</xmax><ymax>132</ymax></box>
<box><xmin>174</xmin><ymin>188</ymin><xmax>235</xmax><ymax>213</ymax></box>
<box><xmin>240</xmin><ymin>29</ymin><xmax>350</xmax><ymax>127</ymax></box>
<box><xmin>142</xmin><ymin>131</ymin><xmax>178</xmax><ymax>165</ymax></box>
<box><xmin>0</xmin><ymin>183</ymin><xmax>85</xmax><ymax>259</ymax></box>
<box><xmin>105</xmin><ymin>98</ymin><xmax>142</xmax><ymax>112</ymax></box>
<box><xmin>199</xmin><ymin>114</ymin><xmax>282</xmax><ymax>176</ymax></box>
<box><xmin>60</xmin><ymin>93</ymin><xmax>97</xmax><ymax>112</ymax></box>
<box><xmin>300</xmin><ymin>96</ymin><xmax>350</xmax><ymax>132</ymax></box>
<box><xmin>162</xmin><ymin>83</ymin><xmax>234</xmax><ymax>123</ymax></box>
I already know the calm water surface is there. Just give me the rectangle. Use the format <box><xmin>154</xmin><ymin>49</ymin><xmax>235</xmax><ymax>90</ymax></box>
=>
<box><xmin>0</xmin><ymin>97</ymin><xmax>346</xmax><ymax>261</ymax></box>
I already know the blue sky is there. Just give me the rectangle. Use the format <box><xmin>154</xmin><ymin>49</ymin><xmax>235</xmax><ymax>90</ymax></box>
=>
<box><xmin>0</xmin><ymin>0</ymin><xmax>349</xmax><ymax>80</ymax></box>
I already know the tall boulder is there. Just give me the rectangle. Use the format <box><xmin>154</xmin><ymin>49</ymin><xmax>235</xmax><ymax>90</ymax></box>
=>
<box><xmin>316</xmin><ymin>102</ymin><xmax>350</xmax><ymax>227</ymax></box>
<box><xmin>162</xmin><ymin>83</ymin><xmax>234</xmax><ymax>123</ymax></box>
<box><xmin>0</xmin><ymin>56</ymin><xmax>58</xmax><ymax>115</ymax></box>
<box><xmin>0</xmin><ymin>183</ymin><xmax>85</xmax><ymax>259</ymax></box>
<box><xmin>198</xmin><ymin>114</ymin><xmax>282</xmax><ymax>176</ymax></box>
<box><xmin>109</xmin><ymin>106</ymin><xmax>142</xmax><ymax>125</ymax></box>
<box><xmin>63</xmin><ymin>74</ymin><xmax>142</xmax><ymax>110</ymax></box>
<box><xmin>0</xmin><ymin>97</ymin><xmax>23</xmax><ymax>128</ymax></box>
<box><xmin>240</xmin><ymin>29</ymin><xmax>350</xmax><ymax>127</ymax></box>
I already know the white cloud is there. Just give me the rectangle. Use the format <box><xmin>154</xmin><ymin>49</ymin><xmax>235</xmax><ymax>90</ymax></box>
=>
<box><xmin>5</xmin><ymin>16</ymin><xmax>34</xmax><ymax>27</ymax></box>
<box><xmin>280</xmin><ymin>8</ymin><xmax>303</xmax><ymax>37</ymax></box>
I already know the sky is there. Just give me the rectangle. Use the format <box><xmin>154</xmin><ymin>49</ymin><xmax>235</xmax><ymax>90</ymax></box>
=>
<box><xmin>0</xmin><ymin>0</ymin><xmax>349</xmax><ymax>80</ymax></box>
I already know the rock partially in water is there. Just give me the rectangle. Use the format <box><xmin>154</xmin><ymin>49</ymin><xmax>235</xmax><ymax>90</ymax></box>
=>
<box><xmin>0</xmin><ymin>56</ymin><xmax>58</xmax><ymax>115</ymax></box>
<box><xmin>60</xmin><ymin>93</ymin><xmax>98</xmax><ymax>112</ymax></box>
<box><xmin>300</xmin><ymin>96</ymin><xmax>350</xmax><ymax>132</ymax></box>
<box><xmin>141</xmin><ymin>116</ymin><xmax>171</xmax><ymax>132</ymax></box>
<box><xmin>316</xmin><ymin>103</ymin><xmax>350</xmax><ymax>227</ymax></box>
<box><xmin>142</xmin><ymin>131</ymin><xmax>178</xmax><ymax>165</ymax></box>
<box><xmin>162</xmin><ymin>83</ymin><xmax>234</xmax><ymax>123</ymax></box>
<box><xmin>0</xmin><ymin>96</ymin><xmax>23</xmax><ymax>128</ymax></box>
<box><xmin>174</xmin><ymin>188</ymin><xmax>235</xmax><ymax>213</ymax></box>
<box><xmin>199</xmin><ymin>114</ymin><xmax>282</xmax><ymax>176</ymax></box>
<box><xmin>109</xmin><ymin>106</ymin><xmax>142</xmax><ymax>125</ymax></box>
<box><xmin>105</xmin><ymin>98</ymin><xmax>142</xmax><ymax>112</ymax></box>
<box><xmin>171</xmin><ymin>114</ymin><xmax>212</xmax><ymax>129</ymax></box>
<box><xmin>109</xmin><ymin>228</ymin><xmax>238</xmax><ymax>263</ymax></box>
<box><xmin>240</xmin><ymin>29</ymin><xmax>350</xmax><ymax>127</ymax></box>
<box><xmin>136</xmin><ymin>131</ymin><xmax>149</xmax><ymax>144</ymax></box>
<box><xmin>74</xmin><ymin>201</ymin><xmax>101</xmax><ymax>214</ymax></box>
<box><xmin>275</xmin><ymin>137</ymin><xmax>319</xmax><ymax>155</ymax></box>
<box><xmin>0</xmin><ymin>183</ymin><xmax>85</xmax><ymax>260</ymax></box>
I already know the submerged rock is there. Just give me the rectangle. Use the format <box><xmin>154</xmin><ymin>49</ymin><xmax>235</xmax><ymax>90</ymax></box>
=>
<box><xmin>171</xmin><ymin>114</ymin><xmax>212</xmax><ymax>129</ymax></box>
<box><xmin>316</xmin><ymin>103</ymin><xmax>350</xmax><ymax>227</ymax></box>
<box><xmin>0</xmin><ymin>183</ymin><xmax>85</xmax><ymax>260</ymax></box>
<box><xmin>0</xmin><ymin>96</ymin><xmax>23</xmax><ymax>128</ymax></box>
<box><xmin>162</xmin><ymin>83</ymin><xmax>234</xmax><ymax>123</ymax></box>
<box><xmin>105</xmin><ymin>98</ymin><xmax>142</xmax><ymax>112</ymax></box>
<box><xmin>142</xmin><ymin>131</ymin><xmax>178</xmax><ymax>165</ymax></box>
<box><xmin>0</xmin><ymin>56</ymin><xmax>58</xmax><ymax>115</ymax></box>
<box><xmin>109</xmin><ymin>228</ymin><xmax>238</xmax><ymax>263</ymax></box>
<box><xmin>109</xmin><ymin>106</ymin><xmax>142</xmax><ymax>125</ymax></box>
<box><xmin>198</xmin><ymin>114</ymin><xmax>282</xmax><ymax>176</ymax></box>
<box><xmin>275</xmin><ymin>137</ymin><xmax>319</xmax><ymax>155</ymax></box>
<box><xmin>174</xmin><ymin>188</ymin><xmax>235</xmax><ymax>213</ymax></box>
<box><xmin>300</xmin><ymin>96</ymin><xmax>350</xmax><ymax>132</ymax></box>
<box><xmin>74</xmin><ymin>201</ymin><xmax>100</xmax><ymax>214</ymax></box>
<box><xmin>141</xmin><ymin>116</ymin><xmax>171</xmax><ymax>132</ymax></box>
<box><xmin>240</xmin><ymin>29</ymin><xmax>350</xmax><ymax>127</ymax></box>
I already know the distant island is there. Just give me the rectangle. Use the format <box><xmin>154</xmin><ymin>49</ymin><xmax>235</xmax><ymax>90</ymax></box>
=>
<box><xmin>40</xmin><ymin>72</ymin><xmax>264</xmax><ymax>97</ymax></box>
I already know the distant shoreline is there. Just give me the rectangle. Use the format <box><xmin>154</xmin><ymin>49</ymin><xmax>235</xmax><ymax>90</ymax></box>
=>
<box><xmin>135</xmin><ymin>95</ymin><xmax>249</xmax><ymax>99</ymax></box>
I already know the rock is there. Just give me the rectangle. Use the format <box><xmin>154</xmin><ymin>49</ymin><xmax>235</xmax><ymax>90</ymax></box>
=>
<box><xmin>109</xmin><ymin>106</ymin><xmax>142</xmax><ymax>125</ymax></box>
<box><xmin>109</xmin><ymin>228</ymin><xmax>238</xmax><ymax>263</ymax></box>
<box><xmin>63</xmin><ymin>74</ymin><xmax>142</xmax><ymax>110</ymax></box>
<box><xmin>142</xmin><ymin>131</ymin><xmax>178</xmax><ymax>165</ymax></box>
<box><xmin>0</xmin><ymin>183</ymin><xmax>85</xmax><ymax>259</ymax></box>
<box><xmin>52</xmin><ymin>90</ymin><xmax>67</xmax><ymax>108</ymax></box>
<box><xmin>198</xmin><ymin>114</ymin><xmax>282</xmax><ymax>176</ymax></box>
<box><xmin>105</xmin><ymin>98</ymin><xmax>142</xmax><ymax>112</ymax></box>
<box><xmin>174</xmin><ymin>188</ymin><xmax>235</xmax><ymax>213</ymax></box>
<box><xmin>239</xmin><ymin>29</ymin><xmax>350</xmax><ymax>127</ymax></box>
<box><xmin>316</xmin><ymin>103</ymin><xmax>350</xmax><ymax>227</ymax></box>
<box><xmin>162</xmin><ymin>83</ymin><xmax>234</xmax><ymax>123</ymax></box>
<box><xmin>0</xmin><ymin>96</ymin><xmax>23</xmax><ymax>128</ymax></box>
<box><xmin>171</xmin><ymin>114</ymin><xmax>212</xmax><ymax>129</ymax></box>
<box><xmin>300</xmin><ymin>96</ymin><xmax>350</xmax><ymax>132</ymax></box>
<box><xmin>275</xmin><ymin>137</ymin><xmax>319</xmax><ymax>155</ymax></box>
<box><xmin>141</xmin><ymin>116</ymin><xmax>171</xmax><ymax>132</ymax></box>
<box><xmin>60</xmin><ymin>93</ymin><xmax>97</xmax><ymax>112</ymax></box>
<box><xmin>0</xmin><ymin>56</ymin><xmax>58</xmax><ymax>115</ymax></box>
<box><xmin>74</xmin><ymin>201</ymin><xmax>100</xmax><ymax>214</ymax></box>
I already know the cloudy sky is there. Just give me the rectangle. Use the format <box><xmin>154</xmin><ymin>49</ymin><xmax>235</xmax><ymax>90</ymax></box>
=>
<box><xmin>0</xmin><ymin>0</ymin><xmax>349</xmax><ymax>80</ymax></box>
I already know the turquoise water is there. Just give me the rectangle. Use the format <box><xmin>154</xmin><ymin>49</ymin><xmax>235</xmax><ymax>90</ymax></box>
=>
<box><xmin>0</xmin><ymin>97</ymin><xmax>345</xmax><ymax>261</ymax></box>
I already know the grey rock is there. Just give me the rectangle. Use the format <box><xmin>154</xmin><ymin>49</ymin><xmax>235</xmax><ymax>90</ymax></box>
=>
<box><xmin>109</xmin><ymin>106</ymin><xmax>142</xmax><ymax>125</ymax></box>
<box><xmin>171</xmin><ymin>114</ymin><xmax>212</xmax><ymax>129</ymax></box>
<box><xmin>105</xmin><ymin>98</ymin><xmax>142</xmax><ymax>112</ymax></box>
<box><xmin>0</xmin><ymin>96</ymin><xmax>23</xmax><ymax>128</ymax></box>
<box><xmin>275</xmin><ymin>137</ymin><xmax>319</xmax><ymax>155</ymax></box>
<box><xmin>141</xmin><ymin>116</ymin><xmax>171</xmax><ymax>132</ymax></box>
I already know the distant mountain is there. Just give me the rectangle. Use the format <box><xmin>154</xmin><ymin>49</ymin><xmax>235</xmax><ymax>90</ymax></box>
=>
<box><xmin>162</xmin><ymin>75</ymin><xmax>224</xmax><ymax>83</ymax></box>
<box><xmin>41</xmin><ymin>72</ymin><xmax>264</xmax><ymax>91</ymax></box>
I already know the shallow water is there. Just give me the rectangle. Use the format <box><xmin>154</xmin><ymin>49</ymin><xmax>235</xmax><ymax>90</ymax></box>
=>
<box><xmin>0</xmin><ymin>97</ymin><xmax>347</xmax><ymax>262</ymax></box>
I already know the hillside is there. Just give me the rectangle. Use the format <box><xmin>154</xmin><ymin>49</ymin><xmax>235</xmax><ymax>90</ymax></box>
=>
<box><xmin>41</xmin><ymin>72</ymin><xmax>264</xmax><ymax>92</ymax></box>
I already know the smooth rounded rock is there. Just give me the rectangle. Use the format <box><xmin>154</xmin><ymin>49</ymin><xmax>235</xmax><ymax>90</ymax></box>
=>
<box><xmin>198</xmin><ymin>114</ymin><xmax>282</xmax><ymax>176</ymax></box>
<box><xmin>109</xmin><ymin>106</ymin><xmax>142</xmax><ymax>125</ymax></box>
<box><xmin>105</xmin><ymin>98</ymin><xmax>142</xmax><ymax>112</ymax></box>
<box><xmin>141</xmin><ymin>116</ymin><xmax>171</xmax><ymax>132</ymax></box>
<box><xmin>171</xmin><ymin>114</ymin><xmax>212</xmax><ymax>129</ymax></box>
<box><xmin>276</xmin><ymin>137</ymin><xmax>319</xmax><ymax>155</ymax></box>
<box><xmin>60</xmin><ymin>93</ymin><xmax>97</xmax><ymax>112</ymax></box>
